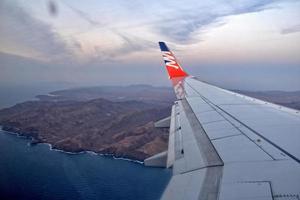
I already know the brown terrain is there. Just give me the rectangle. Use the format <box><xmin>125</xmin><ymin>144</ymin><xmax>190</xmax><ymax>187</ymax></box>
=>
<box><xmin>0</xmin><ymin>85</ymin><xmax>175</xmax><ymax>161</ymax></box>
<box><xmin>0</xmin><ymin>85</ymin><xmax>299</xmax><ymax>161</ymax></box>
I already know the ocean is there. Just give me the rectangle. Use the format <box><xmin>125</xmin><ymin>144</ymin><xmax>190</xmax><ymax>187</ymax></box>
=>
<box><xmin>0</xmin><ymin>85</ymin><xmax>171</xmax><ymax>200</ymax></box>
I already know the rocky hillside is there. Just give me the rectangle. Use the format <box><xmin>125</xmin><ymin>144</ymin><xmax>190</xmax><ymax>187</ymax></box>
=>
<box><xmin>0</xmin><ymin>85</ymin><xmax>299</xmax><ymax>162</ymax></box>
<box><xmin>0</xmin><ymin>85</ymin><xmax>176</xmax><ymax>161</ymax></box>
<box><xmin>0</xmin><ymin>98</ymin><xmax>172</xmax><ymax>161</ymax></box>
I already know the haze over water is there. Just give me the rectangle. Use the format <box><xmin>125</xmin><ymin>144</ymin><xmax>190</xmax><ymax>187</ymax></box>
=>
<box><xmin>0</xmin><ymin>86</ymin><xmax>171</xmax><ymax>200</ymax></box>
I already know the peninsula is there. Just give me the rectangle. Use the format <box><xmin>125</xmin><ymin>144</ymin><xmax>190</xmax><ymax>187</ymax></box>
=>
<box><xmin>0</xmin><ymin>85</ymin><xmax>299</xmax><ymax>161</ymax></box>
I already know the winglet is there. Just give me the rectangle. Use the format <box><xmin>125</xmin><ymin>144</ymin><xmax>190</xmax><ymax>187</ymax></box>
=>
<box><xmin>158</xmin><ymin>42</ymin><xmax>188</xmax><ymax>79</ymax></box>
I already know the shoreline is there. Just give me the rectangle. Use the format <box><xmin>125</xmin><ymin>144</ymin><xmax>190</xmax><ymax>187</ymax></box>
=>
<box><xmin>0</xmin><ymin>126</ymin><xmax>144</xmax><ymax>165</ymax></box>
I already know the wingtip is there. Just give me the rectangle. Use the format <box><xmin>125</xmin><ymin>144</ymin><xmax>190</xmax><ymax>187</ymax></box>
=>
<box><xmin>158</xmin><ymin>41</ymin><xmax>170</xmax><ymax>52</ymax></box>
<box><xmin>158</xmin><ymin>42</ymin><xmax>188</xmax><ymax>79</ymax></box>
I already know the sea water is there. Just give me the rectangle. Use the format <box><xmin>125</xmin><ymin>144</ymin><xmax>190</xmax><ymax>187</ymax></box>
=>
<box><xmin>0</xmin><ymin>85</ymin><xmax>171</xmax><ymax>200</ymax></box>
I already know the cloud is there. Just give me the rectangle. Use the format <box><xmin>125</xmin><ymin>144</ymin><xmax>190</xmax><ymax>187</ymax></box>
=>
<box><xmin>62</xmin><ymin>1</ymin><xmax>101</xmax><ymax>26</ymax></box>
<box><xmin>153</xmin><ymin>0</ymin><xmax>274</xmax><ymax>42</ymax></box>
<box><xmin>0</xmin><ymin>0</ymin><xmax>297</xmax><ymax>63</ymax></box>
<box><xmin>281</xmin><ymin>24</ymin><xmax>300</xmax><ymax>34</ymax></box>
<box><xmin>90</xmin><ymin>32</ymin><xmax>156</xmax><ymax>63</ymax></box>
<box><xmin>53</xmin><ymin>0</ymin><xmax>279</xmax><ymax>58</ymax></box>
<box><xmin>113</xmin><ymin>32</ymin><xmax>156</xmax><ymax>55</ymax></box>
<box><xmin>0</xmin><ymin>0</ymin><xmax>77</xmax><ymax>61</ymax></box>
<box><xmin>63</xmin><ymin>0</ymin><xmax>279</xmax><ymax>46</ymax></box>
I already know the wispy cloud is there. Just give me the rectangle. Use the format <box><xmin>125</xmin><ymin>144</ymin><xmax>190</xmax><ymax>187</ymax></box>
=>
<box><xmin>115</xmin><ymin>33</ymin><xmax>156</xmax><ymax>54</ymax></box>
<box><xmin>0</xmin><ymin>0</ymin><xmax>298</xmax><ymax>63</ymax></box>
<box><xmin>0</xmin><ymin>0</ymin><xmax>78</xmax><ymax>61</ymax></box>
<box><xmin>71</xmin><ymin>0</ymin><xmax>274</xmax><ymax>43</ymax></box>
<box><xmin>0</xmin><ymin>0</ymin><xmax>299</xmax><ymax>90</ymax></box>
<box><xmin>62</xmin><ymin>1</ymin><xmax>101</xmax><ymax>26</ymax></box>
<box><xmin>281</xmin><ymin>24</ymin><xmax>300</xmax><ymax>34</ymax></box>
<box><xmin>153</xmin><ymin>0</ymin><xmax>274</xmax><ymax>42</ymax></box>
<box><xmin>91</xmin><ymin>32</ymin><xmax>156</xmax><ymax>63</ymax></box>
<box><xmin>52</xmin><ymin>0</ymin><xmax>280</xmax><ymax>56</ymax></box>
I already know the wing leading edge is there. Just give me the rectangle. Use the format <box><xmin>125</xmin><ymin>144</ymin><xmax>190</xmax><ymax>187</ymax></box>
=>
<box><xmin>145</xmin><ymin>42</ymin><xmax>300</xmax><ymax>200</ymax></box>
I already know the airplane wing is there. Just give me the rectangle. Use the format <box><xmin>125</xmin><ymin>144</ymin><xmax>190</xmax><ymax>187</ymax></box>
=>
<box><xmin>144</xmin><ymin>42</ymin><xmax>300</xmax><ymax>200</ymax></box>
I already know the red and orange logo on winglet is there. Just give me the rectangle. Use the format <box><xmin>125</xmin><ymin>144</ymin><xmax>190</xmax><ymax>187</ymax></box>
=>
<box><xmin>159</xmin><ymin>42</ymin><xmax>188</xmax><ymax>79</ymax></box>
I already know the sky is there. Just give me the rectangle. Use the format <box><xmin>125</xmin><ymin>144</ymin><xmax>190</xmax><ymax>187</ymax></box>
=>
<box><xmin>0</xmin><ymin>0</ymin><xmax>300</xmax><ymax>91</ymax></box>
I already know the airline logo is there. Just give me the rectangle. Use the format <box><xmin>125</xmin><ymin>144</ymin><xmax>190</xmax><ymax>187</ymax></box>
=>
<box><xmin>162</xmin><ymin>51</ymin><xmax>180</xmax><ymax>70</ymax></box>
<box><xmin>159</xmin><ymin>42</ymin><xmax>188</xmax><ymax>79</ymax></box>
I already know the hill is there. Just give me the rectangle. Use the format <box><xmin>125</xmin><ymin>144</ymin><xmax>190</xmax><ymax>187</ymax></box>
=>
<box><xmin>0</xmin><ymin>85</ymin><xmax>299</xmax><ymax>161</ymax></box>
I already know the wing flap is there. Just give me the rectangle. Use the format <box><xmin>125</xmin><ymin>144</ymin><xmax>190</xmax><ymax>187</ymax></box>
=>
<box><xmin>155</xmin><ymin>42</ymin><xmax>300</xmax><ymax>200</ymax></box>
<box><xmin>219</xmin><ymin>182</ymin><xmax>273</xmax><ymax>200</ymax></box>
<box><xmin>162</xmin><ymin>166</ymin><xmax>223</xmax><ymax>200</ymax></box>
<box><xmin>185</xmin><ymin>77</ymin><xmax>300</xmax><ymax>163</ymax></box>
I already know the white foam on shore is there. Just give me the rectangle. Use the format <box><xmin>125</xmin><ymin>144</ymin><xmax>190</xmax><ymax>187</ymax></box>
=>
<box><xmin>46</xmin><ymin>93</ymin><xmax>59</xmax><ymax>97</ymax></box>
<box><xmin>113</xmin><ymin>156</ymin><xmax>144</xmax><ymax>164</ymax></box>
<box><xmin>96</xmin><ymin>153</ymin><xmax>144</xmax><ymax>164</ymax></box>
<box><xmin>41</xmin><ymin>143</ymin><xmax>144</xmax><ymax>164</ymax></box>
<box><xmin>0</xmin><ymin>127</ymin><xmax>144</xmax><ymax>165</ymax></box>
<box><xmin>42</xmin><ymin>143</ymin><xmax>80</xmax><ymax>155</ymax></box>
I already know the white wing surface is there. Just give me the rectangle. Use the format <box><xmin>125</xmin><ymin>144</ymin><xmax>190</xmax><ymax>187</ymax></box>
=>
<box><xmin>144</xmin><ymin>42</ymin><xmax>300</xmax><ymax>200</ymax></box>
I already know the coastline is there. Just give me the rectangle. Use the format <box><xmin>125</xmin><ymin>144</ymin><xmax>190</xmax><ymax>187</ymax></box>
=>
<box><xmin>0</xmin><ymin>126</ymin><xmax>144</xmax><ymax>165</ymax></box>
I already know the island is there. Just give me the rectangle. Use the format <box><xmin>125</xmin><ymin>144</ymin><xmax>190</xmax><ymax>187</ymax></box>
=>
<box><xmin>0</xmin><ymin>85</ymin><xmax>175</xmax><ymax>161</ymax></box>
<box><xmin>0</xmin><ymin>85</ymin><xmax>299</xmax><ymax>161</ymax></box>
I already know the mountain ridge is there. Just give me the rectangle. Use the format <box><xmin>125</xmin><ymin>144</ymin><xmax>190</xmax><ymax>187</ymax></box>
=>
<box><xmin>0</xmin><ymin>85</ymin><xmax>299</xmax><ymax>161</ymax></box>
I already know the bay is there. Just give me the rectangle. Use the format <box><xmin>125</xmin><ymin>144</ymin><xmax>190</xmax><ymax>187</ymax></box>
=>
<box><xmin>0</xmin><ymin>85</ymin><xmax>171</xmax><ymax>200</ymax></box>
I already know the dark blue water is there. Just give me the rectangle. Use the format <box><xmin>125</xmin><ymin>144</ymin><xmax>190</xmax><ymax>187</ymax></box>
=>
<box><xmin>0</xmin><ymin>86</ymin><xmax>171</xmax><ymax>200</ymax></box>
